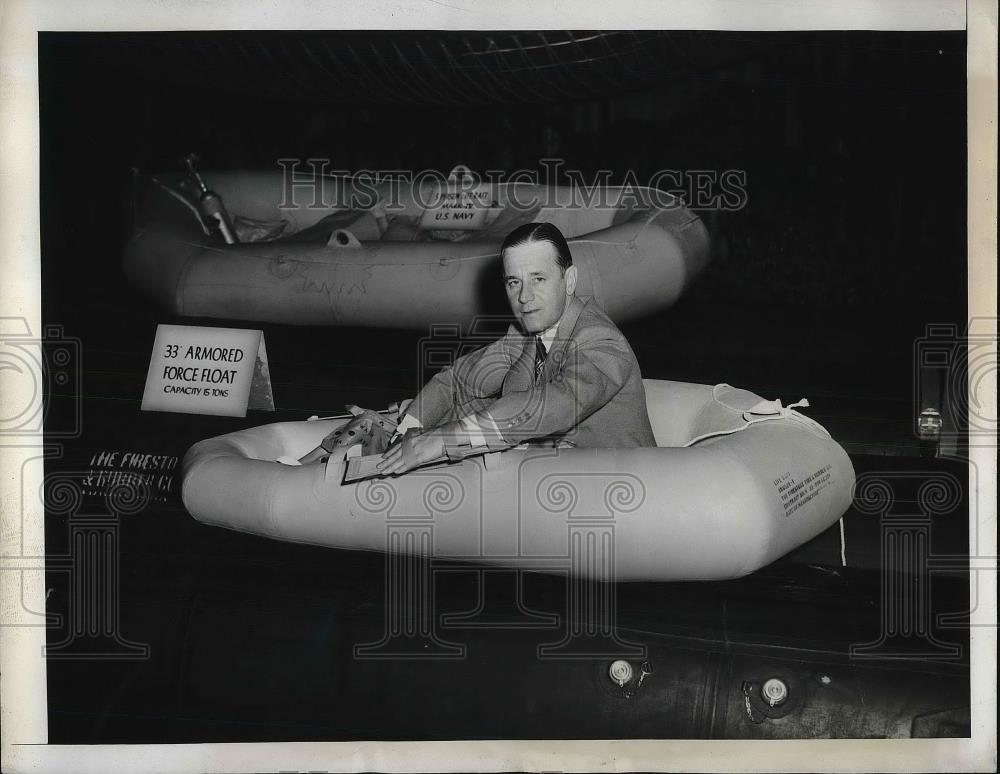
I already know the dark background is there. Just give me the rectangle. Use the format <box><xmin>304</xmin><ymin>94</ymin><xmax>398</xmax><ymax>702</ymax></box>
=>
<box><xmin>40</xmin><ymin>30</ymin><xmax>968</xmax><ymax>452</ymax></box>
<box><xmin>37</xmin><ymin>31</ymin><xmax>971</xmax><ymax>743</ymax></box>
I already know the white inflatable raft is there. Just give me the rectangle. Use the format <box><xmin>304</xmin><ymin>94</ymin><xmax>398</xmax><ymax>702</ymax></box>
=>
<box><xmin>181</xmin><ymin>380</ymin><xmax>855</xmax><ymax>581</ymax></box>
<box><xmin>124</xmin><ymin>169</ymin><xmax>709</xmax><ymax>329</ymax></box>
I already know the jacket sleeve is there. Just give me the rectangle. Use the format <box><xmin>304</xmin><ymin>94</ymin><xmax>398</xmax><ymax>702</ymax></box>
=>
<box><xmin>471</xmin><ymin>325</ymin><xmax>634</xmax><ymax>446</ymax></box>
<box><xmin>405</xmin><ymin>330</ymin><xmax>517</xmax><ymax>429</ymax></box>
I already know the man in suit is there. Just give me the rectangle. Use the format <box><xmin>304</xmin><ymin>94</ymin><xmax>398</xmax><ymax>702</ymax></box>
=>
<box><xmin>376</xmin><ymin>221</ymin><xmax>656</xmax><ymax>476</ymax></box>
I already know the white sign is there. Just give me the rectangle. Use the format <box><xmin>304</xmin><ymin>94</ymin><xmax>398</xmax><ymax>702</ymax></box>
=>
<box><xmin>141</xmin><ymin>324</ymin><xmax>274</xmax><ymax>416</ymax></box>
<box><xmin>419</xmin><ymin>183</ymin><xmax>494</xmax><ymax>230</ymax></box>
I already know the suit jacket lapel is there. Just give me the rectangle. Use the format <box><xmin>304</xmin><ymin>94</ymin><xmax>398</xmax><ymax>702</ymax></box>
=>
<box><xmin>540</xmin><ymin>295</ymin><xmax>587</xmax><ymax>382</ymax></box>
<box><xmin>502</xmin><ymin>334</ymin><xmax>536</xmax><ymax>394</ymax></box>
<box><xmin>502</xmin><ymin>295</ymin><xmax>589</xmax><ymax>393</ymax></box>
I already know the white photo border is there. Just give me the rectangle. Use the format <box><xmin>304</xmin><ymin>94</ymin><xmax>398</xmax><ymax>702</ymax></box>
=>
<box><xmin>1</xmin><ymin>1</ymin><xmax>994</xmax><ymax>772</ymax></box>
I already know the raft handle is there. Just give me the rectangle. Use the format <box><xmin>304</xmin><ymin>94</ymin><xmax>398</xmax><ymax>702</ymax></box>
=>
<box><xmin>329</xmin><ymin>228</ymin><xmax>362</xmax><ymax>249</ymax></box>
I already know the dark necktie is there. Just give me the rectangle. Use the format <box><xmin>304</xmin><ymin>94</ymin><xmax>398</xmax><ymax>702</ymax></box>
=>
<box><xmin>534</xmin><ymin>335</ymin><xmax>547</xmax><ymax>381</ymax></box>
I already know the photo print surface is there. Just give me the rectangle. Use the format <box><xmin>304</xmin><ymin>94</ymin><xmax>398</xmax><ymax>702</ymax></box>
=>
<box><xmin>1</xmin><ymin>2</ymin><xmax>995</xmax><ymax>773</ymax></box>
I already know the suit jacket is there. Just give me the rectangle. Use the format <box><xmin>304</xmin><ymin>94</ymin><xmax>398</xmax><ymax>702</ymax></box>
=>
<box><xmin>407</xmin><ymin>294</ymin><xmax>657</xmax><ymax>448</ymax></box>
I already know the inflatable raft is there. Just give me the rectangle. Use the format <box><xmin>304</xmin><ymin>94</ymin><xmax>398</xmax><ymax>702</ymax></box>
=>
<box><xmin>181</xmin><ymin>381</ymin><xmax>855</xmax><ymax>581</ymax></box>
<box><xmin>124</xmin><ymin>169</ymin><xmax>709</xmax><ymax>329</ymax></box>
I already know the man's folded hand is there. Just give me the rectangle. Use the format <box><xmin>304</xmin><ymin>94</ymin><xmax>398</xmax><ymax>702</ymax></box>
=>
<box><xmin>376</xmin><ymin>424</ymin><xmax>454</xmax><ymax>476</ymax></box>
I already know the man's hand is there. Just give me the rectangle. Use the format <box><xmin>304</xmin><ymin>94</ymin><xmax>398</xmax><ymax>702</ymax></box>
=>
<box><xmin>376</xmin><ymin>428</ymin><xmax>447</xmax><ymax>476</ymax></box>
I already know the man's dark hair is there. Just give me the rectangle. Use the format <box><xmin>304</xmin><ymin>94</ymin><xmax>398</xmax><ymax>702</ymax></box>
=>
<box><xmin>500</xmin><ymin>222</ymin><xmax>573</xmax><ymax>273</ymax></box>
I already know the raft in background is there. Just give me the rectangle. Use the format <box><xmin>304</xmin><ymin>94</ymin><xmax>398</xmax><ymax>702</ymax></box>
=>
<box><xmin>181</xmin><ymin>380</ymin><xmax>856</xmax><ymax>582</ymax></box>
<box><xmin>124</xmin><ymin>169</ymin><xmax>710</xmax><ymax>329</ymax></box>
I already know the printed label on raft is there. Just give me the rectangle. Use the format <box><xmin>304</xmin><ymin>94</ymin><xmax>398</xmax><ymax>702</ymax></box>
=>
<box><xmin>83</xmin><ymin>449</ymin><xmax>180</xmax><ymax>504</ymax></box>
<box><xmin>141</xmin><ymin>324</ymin><xmax>274</xmax><ymax>417</ymax></box>
<box><xmin>418</xmin><ymin>184</ymin><xmax>493</xmax><ymax>230</ymax></box>
<box><xmin>773</xmin><ymin>464</ymin><xmax>833</xmax><ymax>517</ymax></box>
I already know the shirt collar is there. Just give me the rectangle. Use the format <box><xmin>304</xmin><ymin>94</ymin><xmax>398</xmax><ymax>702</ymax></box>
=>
<box><xmin>526</xmin><ymin>294</ymin><xmax>576</xmax><ymax>352</ymax></box>
<box><xmin>537</xmin><ymin>323</ymin><xmax>558</xmax><ymax>353</ymax></box>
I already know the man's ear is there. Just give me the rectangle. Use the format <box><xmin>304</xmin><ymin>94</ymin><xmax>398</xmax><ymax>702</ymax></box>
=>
<box><xmin>564</xmin><ymin>264</ymin><xmax>578</xmax><ymax>295</ymax></box>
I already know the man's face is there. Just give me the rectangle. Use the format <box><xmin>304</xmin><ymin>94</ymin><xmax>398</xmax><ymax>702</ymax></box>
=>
<box><xmin>502</xmin><ymin>240</ymin><xmax>578</xmax><ymax>334</ymax></box>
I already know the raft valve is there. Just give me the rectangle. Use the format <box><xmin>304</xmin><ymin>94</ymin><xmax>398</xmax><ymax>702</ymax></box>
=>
<box><xmin>609</xmin><ymin>660</ymin><xmax>633</xmax><ymax>687</ymax></box>
<box><xmin>761</xmin><ymin>677</ymin><xmax>789</xmax><ymax>707</ymax></box>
